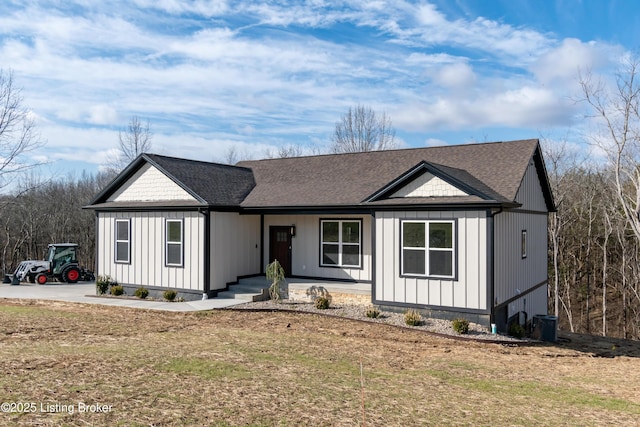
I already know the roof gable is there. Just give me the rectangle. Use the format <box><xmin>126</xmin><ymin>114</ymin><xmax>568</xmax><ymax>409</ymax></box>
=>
<box><xmin>107</xmin><ymin>163</ymin><xmax>196</xmax><ymax>202</ymax></box>
<box><xmin>88</xmin><ymin>153</ymin><xmax>255</xmax><ymax>208</ymax></box>
<box><xmin>364</xmin><ymin>161</ymin><xmax>504</xmax><ymax>203</ymax></box>
<box><xmin>391</xmin><ymin>172</ymin><xmax>468</xmax><ymax>198</ymax></box>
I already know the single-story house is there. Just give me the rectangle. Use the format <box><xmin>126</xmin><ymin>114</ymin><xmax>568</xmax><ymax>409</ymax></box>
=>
<box><xmin>86</xmin><ymin>139</ymin><xmax>555</xmax><ymax>330</ymax></box>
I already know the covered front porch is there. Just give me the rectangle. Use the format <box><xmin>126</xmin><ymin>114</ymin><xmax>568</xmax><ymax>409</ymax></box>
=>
<box><xmin>225</xmin><ymin>276</ymin><xmax>372</xmax><ymax>305</ymax></box>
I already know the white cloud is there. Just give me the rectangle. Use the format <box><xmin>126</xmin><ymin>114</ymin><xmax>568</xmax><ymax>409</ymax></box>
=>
<box><xmin>394</xmin><ymin>84</ymin><xmax>576</xmax><ymax>132</ymax></box>
<box><xmin>408</xmin><ymin>3</ymin><xmax>554</xmax><ymax>64</ymax></box>
<box><xmin>87</xmin><ymin>105</ymin><xmax>119</xmax><ymax>125</ymax></box>
<box><xmin>432</xmin><ymin>62</ymin><xmax>476</xmax><ymax>89</ymax></box>
<box><xmin>133</xmin><ymin>0</ymin><xmax>230</xmax><ymax>17</ymax></box>
<box><xmin>531</xmin><ymin>38</ymin><xmax>618</xmax><ymax>84</ymax></box>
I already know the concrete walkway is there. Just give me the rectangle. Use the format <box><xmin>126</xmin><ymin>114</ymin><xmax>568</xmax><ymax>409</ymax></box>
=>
<box><xmin>0</xmin><ymin>282</ymin><xmax>248</xmax><ymax>312</ymax></box>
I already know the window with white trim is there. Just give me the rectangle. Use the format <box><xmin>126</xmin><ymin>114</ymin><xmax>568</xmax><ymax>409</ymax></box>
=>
<box><xmin>401</xmin><ymin>220</ymin><xmax>455</xmax><ymax>278</ymax></box>
<box><xmin>115</xmin><ymin>219</ymin><xmax>130</xmax><ymax>263</ymax></box>
<box><xmin>320</xmin><ymin>220</ymin><xmax>361</xmax><ymax>267</ymax></box>
<box><xmin>166</xmin><ymin>219</ymin><xmax>183</xmax><ymax>267</ymax></box>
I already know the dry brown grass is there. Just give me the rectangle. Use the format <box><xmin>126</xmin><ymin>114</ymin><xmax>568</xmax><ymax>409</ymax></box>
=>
<box><xmin>1</xmin><ymin>299</ymin><xmax>639</xmax><ymax>426</ymax></box>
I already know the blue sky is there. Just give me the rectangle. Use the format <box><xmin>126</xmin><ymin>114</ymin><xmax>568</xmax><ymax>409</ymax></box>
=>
<box><xmin>0</xmin><ymin>0</ymin><xmax>636</xmax><ymax>181</ymax></box>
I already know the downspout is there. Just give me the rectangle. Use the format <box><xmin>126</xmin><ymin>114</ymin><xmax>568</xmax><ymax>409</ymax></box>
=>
<box><xmin>94</xmin><ymin>211</ymin><xmax>99</xmax><ymax>279</ymax></box>
<box><xmin>370</xmin><ymin>211</ymin><xmax>376</xmax><ymax>303</ymax></box>
<box><xmin>487</xmin><ymin>207</ymin><xmax>502</xmax><ymax>327</ymax></box>
<box><xmin>202</xmin><ymin>209</ymin><xmax>211</xmax><ymax>300</ymax></box>
<box><xmin>260</xmin><ymin>214</ymin><xmax>265</xmax><ymax>275</ymax></box>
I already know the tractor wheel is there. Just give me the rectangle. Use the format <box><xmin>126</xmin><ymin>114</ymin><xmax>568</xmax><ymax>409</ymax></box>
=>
<box><xmin>62</xmin><ymin>266</ymin><xmax>81</xmax><ymax>283</ymax></box>
<box><xmin>27</xmin><ymin>275</ymin><xmax>35</xmax><ymax>284</ymax></box>
<box><xmin>35</xmin><ymin>273</ymin><xmax>48</xmax><ymax>285</ymax></box>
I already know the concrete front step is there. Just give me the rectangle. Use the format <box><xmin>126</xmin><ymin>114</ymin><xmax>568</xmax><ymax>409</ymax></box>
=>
<box><xmin>216</xmin><ymin>283</ymin><xmax>270</xmax><ymax>302</ymax></box>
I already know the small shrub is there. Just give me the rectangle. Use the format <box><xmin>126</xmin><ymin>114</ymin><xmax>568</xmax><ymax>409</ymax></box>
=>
<box><xmin>365</xmin><ymin>307</ymin><xmax>381</xmax><ymax>318</ymax></box>
<box><xmin>508</xmin><ymin>323</ymin><xmax>525</xmax><ymax>339</ymax></box>
<box><xmin>404</xmin><ymin>309</ymin><xmax>422</xmax><ymax>326</ymax></box>
<box><xmin>163</xmin><ymin>290</ymin><xmax>177</xmax><ymax>301</ymax></box>
<box><xmin>96</xmin><ymin>275</ymin><xmax>112</xmax><ymax>295</ymax></box>
<box><xmin>266</xmin><ymin>259</ymin><xmax>285</xmax><ymax>303</ymax></box>
<box><xmin>452</xmin><ymin>318</ymin><xmax>470</xmax><ymax>334</ymax></box>
<box><xmin>134</xmin><ymin>287</ymin><xmax>149</xmax><ymax>299</ymax></box>
<box><xmin>110</xmin><ymin>285</ymin><xmax>124</xmax><ymax>296</ymax></box>
<box><xmin>314</xmin><ymin>296</ymin><xmax>330</xmax><ymax>310</ymax></box>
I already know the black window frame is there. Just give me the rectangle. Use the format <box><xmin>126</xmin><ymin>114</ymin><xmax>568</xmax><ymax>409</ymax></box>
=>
<box><xmin>319</xmin><ymin>219</ymin><xmax>363</xmax><ymax>269</ymax></box>
<box><xmin>114</xmin><ymin>218</ymin><xmax>131</xmax><ymax>264</ymax></box>
<box><xmin>400</xmin><ymin>219</ymin><xmax>457</xmax><ymax>280</ymax></box>
<box><xmin>165</xmin><ymin>218</ymin><xmax>184</xmax><ymax>268</ymax></box>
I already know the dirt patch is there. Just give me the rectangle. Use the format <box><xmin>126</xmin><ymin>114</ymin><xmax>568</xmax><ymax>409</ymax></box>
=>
<box><xmin>555</xmin><ymin>331</ymin><xmax>640</xmax><ymax>358</ymax></box>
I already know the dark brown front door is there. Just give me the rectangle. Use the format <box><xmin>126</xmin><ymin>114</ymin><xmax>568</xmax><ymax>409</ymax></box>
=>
<box><xmin>269</xmin><ymin>226</ymin><xmax>292</xmax><ymax>276</ymax></box>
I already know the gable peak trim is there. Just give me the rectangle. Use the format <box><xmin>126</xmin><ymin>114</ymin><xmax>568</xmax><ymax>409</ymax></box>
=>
<box><xmin>363</xmin><ymin>161</ymin><xmax>493</xmax><ymax>203</ymax></box>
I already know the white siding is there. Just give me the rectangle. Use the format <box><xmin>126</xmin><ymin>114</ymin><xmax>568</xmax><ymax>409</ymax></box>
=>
<box><xmin>108</xmin><ymin>163</ymin><xmax>195</xmax><ymax>202</ymax></box>
<box><xmin>97</xmin><ymin>211</ymin><xmax>204</xmax><ymax>290</ymax></box>
<box><xmin>493</xmin><ymin>211</ymin><xmax>548</xmax><ymax>305</ymax></box>
<box><xmin>210</xmin><ymin>213</ymin><xmax>261</xmax><ymax>290</ymax></box>
<box><xmin>515</xmin><ymin>161</ymin><xmax>548</xmax><ymax>212</ymax></box>
<box><xmin>263</xmin><ymin>214</ymin><xmax>372</xmax><ymax>282</ymax></box>
<box><xmin>375</xmin><ymin>210</ymin><xmax>487</xmax><ymax>310</ymax></box>
<box><xmin>390</xmin><ymin>172</ymin><xmax>468</xmax><ymax>198</ymax></box>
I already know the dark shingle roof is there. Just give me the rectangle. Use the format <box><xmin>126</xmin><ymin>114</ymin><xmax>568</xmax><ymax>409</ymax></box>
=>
<box><xmin>88</xmin><ymin>139</ymin><xmax>553</xmax><ymax>212</ymax></box>
<box><xmin>88</xmin><ymin>153</ymin><xmax>255</xmax><ymax>208</ymax></box>
<box><xmin>145</xmin><ymin>154</ymin><xmax>255</xmax><ymax>206</ymax></box>
<box><xmin>237</xmin><ymin>139</ymin><xmax>544</xmax><ymax>209</ymax></box>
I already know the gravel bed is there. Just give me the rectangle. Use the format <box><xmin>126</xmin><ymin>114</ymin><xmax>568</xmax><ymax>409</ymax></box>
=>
<box><xmin>231</xmin><ymin>299</ymin><xmax>525</xmax><ymax>342</ymax></box>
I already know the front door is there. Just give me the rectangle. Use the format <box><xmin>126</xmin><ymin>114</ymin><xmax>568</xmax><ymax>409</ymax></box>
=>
<box><xmin>269</xmin><ymin>226</ymin><xmax>292</xmax><ymax>277</ymax></box>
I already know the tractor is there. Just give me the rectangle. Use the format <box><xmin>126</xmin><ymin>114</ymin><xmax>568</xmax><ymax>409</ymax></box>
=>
<box><xmin>10</xmin><ymin>243</ymin><xmax>94</xmax><ymax>285</ymax></box>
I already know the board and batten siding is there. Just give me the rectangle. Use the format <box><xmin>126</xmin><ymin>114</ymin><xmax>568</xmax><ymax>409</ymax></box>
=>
<box><xmin>493</xmin><ymin>211</ymin><xmax>548</xmax><ymax>310</ymax></box>
<box><xmin>263</xmin><ymin>214</ymin><xmax>372</xmax><ymax>282</ymax></box>
<box><xmin>375</xmin><ymin>210</ymin><xmax>487</xmax><ymax>310</ymax></box>
<box><xmin>97</xmin><ymin>211</ymin><xmax>205</xmax><ymax>290</ymax></box>
<box><xmin>492</xmin><ymin>157</ymin><xmax>550</xmax><ymax>317</ymax></box>
<box><xmin>514</xmin><ymin>160</ymin><xmax>548</xmax><ymax>212</ymax></box>
<box><xmin>209</xmin><ymin>213</ymin><xmax>261</xmax><ymax>290</ymax></box>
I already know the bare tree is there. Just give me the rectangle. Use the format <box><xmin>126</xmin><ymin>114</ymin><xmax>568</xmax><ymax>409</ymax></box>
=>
<box><xmin>579</xmin><ymin>57</ymin><xmax>640</xmax><ymax>245</ymax></box>
<box><xmin>330</xmin><ymin>105</ymin><xmax>397</xmax><ymax>153</ymax></box>
<box><xmin>108</xmin><ymin>115</ymin><xmax>152</xmax><ymax>172</ymax></box>
<box><xmin>0</xmin><ymin>69</ymin><xmax>43</xmax><ymax>191</ymax></box>
<box><xmin>542</xmin><ymin>138</ymin><xmax>577</xmax><ymax>318</ymax></box>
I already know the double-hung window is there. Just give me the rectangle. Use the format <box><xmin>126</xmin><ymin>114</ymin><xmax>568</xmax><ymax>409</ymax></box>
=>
<box><xmin>115</xmin><ymin>219</ymin><xmax>130</xmax><ymax>263</ymax></box>
<box><xmin>320</xmin><ymin>219</ymin><xmax>361</xmax><ymax>268</ymax></box>
<box><xmin>401</xmin><ymin>220</ymin><xmax>455</xmax><ymax>278</ymax></box>
<box><xmin>166</xmin><ymin>219</ymin><xmax>183</xmax><ymax>267</ymax></box>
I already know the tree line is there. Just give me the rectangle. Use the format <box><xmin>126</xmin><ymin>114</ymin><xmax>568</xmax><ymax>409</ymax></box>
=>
<box><xmin>546</xmin><ymin>143</ymin><xmax>640</xmax><ymax>339</ymax></box>
<box><xmin>0</xmin><ymin>172</ymin><xmax>113</xmax><ymax>276</ymax></box>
